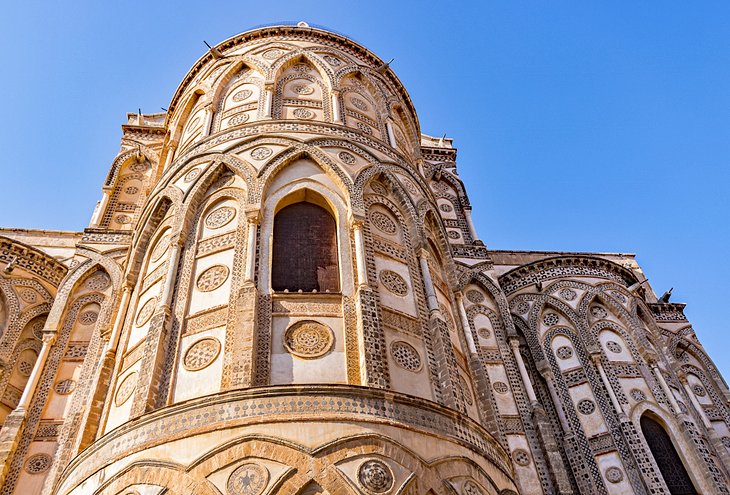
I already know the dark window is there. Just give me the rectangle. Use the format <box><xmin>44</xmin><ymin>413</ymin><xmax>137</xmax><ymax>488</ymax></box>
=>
<box><xmin>640</xmin><ymin>415</ymin><xmax>697</xmax><ymax>494</ymax></box>
<box><xmin>272</xmin><ymin>202</ymin><xmax>339</xmax><ymax>292</ymax></box>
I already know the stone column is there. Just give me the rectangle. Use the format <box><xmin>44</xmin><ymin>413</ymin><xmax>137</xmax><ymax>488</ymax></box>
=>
<box><xmin>537</xmin><ymin>363</ymin><xmax>570</xmax><ymax>433</ymax></box>
<box><xmin>418</xmin><ymin>250</ymin><xmax>438</xmax><ymax>313</ymax></box>
<box><xmin>16</xmin><ymin>332</ymin><xmax>56</xmax><ymax>412</ymax></box>
<box><xmin>244</xmin><ymin>214</ymin><xmax>259</xmax><ymax>283</ymax></box>
<box><xmin>202</xmin><ymin>103</ymin><xmax>215</xmax><ymax>136</ymax></box>
<box><xmin>650</xmin><ymin>361</ymin><xmax>681</xmax><ymax>413</ymax></box>
<box><xmin>385</xmin><ymin>121</ymin><xmax>397</xmax><ymax>148</ymax></box>
<box><xmin>464</xmin><ymin>207</ymin><xmax>479</xmax><ymax>242</ymax></box>
<box><xmin>263</xmin><ymin>83</ymin><xmax>274</xmax><ymax>118</ymax></box>
<box><xmin>591</xmin><ymin>354</ymin><xmax>625</xmax><ymax>417</ymax></box>
<box><xmin>510</xmin><ymin>338</ymin><xmax>539</xmax><ymax>405</ymax></box>
<box><xmin>131</xmin><ymin>237</ymin><xmax>183</xmax><ymax>415</ymax></box>
<box><xmin>331</xmin><ymin>90</ymin><xmax>342</xmax><ymax>124</ymax></box>
<box><xmin>353</xmin><ymin>221</ymin><xmax>368</xmax><ymax>287</ymax></box>
<box><xmin>679</xmin><ymin>372</ymin><xmax>713</xmax><ymax>429</ymax></box>
<box><xmin>90</xmin><ymin>188</ymin><xmax>112</xmax><ymax>227</ymax></box>
<box><xmin>455</xmin><ymin>293</ymin><xmax>476</xmax><ymax>355</ymax></box>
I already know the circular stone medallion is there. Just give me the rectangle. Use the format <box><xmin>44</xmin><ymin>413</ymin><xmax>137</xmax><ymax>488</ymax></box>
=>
<box><xmin>543</xmin><ymin>313</ymin><xmax>559</xmax><ymax>326</ymax></box>
<box><xmin>135</xmin><ymin>297</ymin><xmax>157</xmax><ymax>327</ymax></box>
<box><xmin>605</xmin><ymin>466</ymin><xmax>624</xmax><ymax>484</ymax></box>
<box><xmin>262</xmin><ymin>48</ymin><xmax>283</xmax><ymax>59</ymax></box>
<box><xmin>54</xmin><ymin>379</ymin><xmax>76</xmax><ymax>395</ymax></box>
<box><xmin>284</xmin><ymin>321</ymin><xmax>334</xmax><ymax>359</ymax></box>
<box><xmin>465</xmin><ymin>289</ymin><xmax>485</xmax><ymax>304</ymax></box>
<box><xmin>559</xmin><ymin>288</ymin><xmax>577</xmax><ymax>301</ymax></box>
<box><xmin>227</xmin><ymin>462</ymin><xmax>269</xmax><ymax>495</ymax></box>
<box><xmin>390</xmin><ymin>340</ymin><xmax>422</xmax><ymax>372</ymax></box>
<box><xmin>293</xmin><ymin>108</ymin><xmax>314</xmax><ymax>119</ymax></box>
<box><xmin>183</xmin><ymin>337</ymin><xmax>222</xmax><ymax>371</ymax></box>
<box><xmin>184</xmin><ymin>168</ymin><xmax>201</xmax><ymax>183</ymax></box>
<box><xmin>151</xmin><ymin>233</ymin><xmax>171</xmax><ymax>262</ymax></box>
<box><xmin>630</xmin><ymin>388</ymin><xmax>647</xmax><ymax>401</ymax></box>
<box><xmin>351</xmin><ymin>96</ymin><xmax>369</xmax><ymax>111</ymax></box>
<box><xmin>228</xmin><ymin>113</ymin><xmax>250</xmax><ymax>126</ymax></box>
<box><xmin>24</xmin><ymin>453</ymin><xmax>52</xmax><ymax>474</ymax></box>
<box><xmin>512</xmin><ymin>449</ymin><xmax>531</xmax><ymax>466</ymax></box>
<box><xmin>205</xmin><ymin>206</ymin><xmax>237</xmax><ymax>230</ymax></box>
<box><xmin>85</xmin><ymin>272</ymin><xmax>111</xmax><ymax>291</ymax></box>
<box><xmin>577</xmin><ymin>399</ymin><xmax>596</xmax><ymax>415</ymax></box>
<box><xmin>379</xmin><ymin>270</ymin><xmax>408</xmax><ymax>296</ymax></box>
<box><xmin>493</xmin><ymin>381</ymin><xmax>509</xmax><ymax>394</ymax></box>
<box><xmin>463</xmin><ymin>480</ymin><xmax>485</xmax><ymax>495</ymax></box>
<box><xmin>591</xmin><ymin>306</ymin><xmax>607</xmax><ymax>319</ymax></box>
<box><xmin>358</xmin><ymin>459</ymin><xmax>394</xmax><ymax>493</ymax></box>
<box><xmin>338</xmin><ymin>151</ymin><xmax>356</xmax><ymax>164</ymax></box>
<box><xmin>232</xmin><ymin>89</ymin><xmax>253</xmax><ymax>101</ymax></box>
<box><xmin>369</xmin><ymin>211</ymin><xmax>397</xmax><ymax>235</ymax></box>
<box><xmin>78</xmin><ymin>310</ymin><xmax>98</xmax><ymax>325</ymax></box>
<box><xmin>250</xmin><ymin>147</ymin><xmax>273</xmax><ymax>160</ymax></box>
<box><xmin>606</xmin><ymin>341</ymin><xmax>622</xmax><ymax>353</ymax></box>
<box><xmin>197</xmin><ymin>265</ymin><xmax>230</xmax><ymax>292</ymax></box>
<box><xmin>556</xmin><ymin>346</ymin><xmax>573</xmax><ymax>360</ymax></box>
<box><xmin>115</xmin><ymin>371</ymin><xmax>137</xmax><ymax>406</ymax></box>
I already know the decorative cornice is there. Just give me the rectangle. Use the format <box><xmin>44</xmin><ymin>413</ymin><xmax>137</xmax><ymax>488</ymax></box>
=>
<box><xmin>0</xmin><ymin>236</ymin><xmax>68</xmax><ymax>286</ymax></box>
<box><xmin>498</xmin><ymin>255</ymin><xmax>638</xmax><ymax>295</ymax></box>
<box><xmin>648</xmin><ymin>302</ymin><xmax>688</xmax><ymax>322</ymax></box>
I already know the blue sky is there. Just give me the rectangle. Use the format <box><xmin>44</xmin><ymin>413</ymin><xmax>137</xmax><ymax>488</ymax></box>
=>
<box><xmin>1</xmin><ymin>2</ymin><xmax>729</xmax><ymax>377</ymax></box>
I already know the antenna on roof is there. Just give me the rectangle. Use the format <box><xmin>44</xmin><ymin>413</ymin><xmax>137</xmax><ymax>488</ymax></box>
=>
<box><xmin>204</xmin><ymin>40</ymin><xmax>222</xmax><ymax>59</ymax></box>
<box><xmin>161</xmin><ymin>107</ymin><xmax>168</xmax><ymax>112</ymax></box>
<box><xmin>377</xmin><ymin>58</ymin><xmax>394</xmax><ymax>74</ymax></box>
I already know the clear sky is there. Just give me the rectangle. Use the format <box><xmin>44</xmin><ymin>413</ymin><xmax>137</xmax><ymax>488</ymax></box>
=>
<box><xmin>1</xmin><ymin>2</ymin><xmax>729</xmax><ymax>377</ymax></box>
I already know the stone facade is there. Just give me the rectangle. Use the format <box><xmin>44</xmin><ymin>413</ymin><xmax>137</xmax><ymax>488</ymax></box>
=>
<box><xmin>0</xmin><ymin>22</ymin><xmax>728</xmax><ymax>495</ymax></box>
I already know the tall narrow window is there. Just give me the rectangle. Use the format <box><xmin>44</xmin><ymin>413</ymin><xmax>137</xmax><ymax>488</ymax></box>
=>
<box><xmin>272</xmin><ymin>201</ymin><xmax>339</xmax><ymax>292</ymax></box>
<box><xmin>640</xmin><ymin>415</ymin><xmax>697</xmax><ymax>494</ymax></box>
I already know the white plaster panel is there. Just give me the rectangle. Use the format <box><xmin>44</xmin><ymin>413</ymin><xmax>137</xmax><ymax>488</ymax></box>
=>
<box><xmin>383</xmin><ymin>329</ymin><xmax>432</xmax><ymax>401</ymax></box>
<box><xmin>173</xmin><ymin>327</ymin><xmax>226</xmax><ymax>403</ymax></box>
<box><xmin>374</xmin><ymin>255</ymin><xmax>418</xmax><ymax>318</ymax></box>
<box><xmin>569</xmin><ymin>383</ymin><xmax>608</xmax><ymax>436</ymax></box>
<box><xmin>551</xmin><ymin>335</ymin><xmax>581</xmax><ymax>371</ymax></box>
<box><xmin>473</xmin><ymin>313</ymin><xmax>496</xmax><ymax>347</ymax></box>
<box><xmin>599</xmin><ymin>330</ymin><xmax>633</xmax><ymax>362</ymax></box>
<box><xmin>104</xmin><ymin>362</ymin><xmax>141</xmax><ymax>433</ymax></box>
<box><xmin>596</xmin><ymin>452</ymin><xmax>634</xmax><ymax>495</ymax></box>
<box><xmin>506</xmin><ymin>434</ymin><xmax>541</xmax><ymax>495</ymax></box>
<box><xmin>487</xmin><ymin>364</ymin><xmax>518</xmax><ymax>415</ymax></box>
<box><xmin>270</xmin><ymin>315</ymin><xmax>346</xmax><ymax>385</ymax></box>
<box><xmin>187</xmin><ymin>248</ymin><xmax>235</xmax><ymax>315</ymax></box>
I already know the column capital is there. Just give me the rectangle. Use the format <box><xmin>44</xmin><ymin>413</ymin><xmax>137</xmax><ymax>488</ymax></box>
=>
<box><xmin>589</xmin><ymin>352</ymin><xmax>603</xmax><ymax>366</ymax></box>
<box><xmin>245</xmin><ymin>209</ymin><xmax>261</xmax><ymax>224</ymax></box>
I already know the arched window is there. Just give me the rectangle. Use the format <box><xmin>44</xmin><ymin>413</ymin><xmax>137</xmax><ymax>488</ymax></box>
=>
<box><xmin>640</xmin><ymin>415</ymin><xmax>697</xmax><ymax>494</ymax></box>
<box><xmin>272</xmin><ymin>201</ymin><xmax>339</xmax><ymax>292</ymax></box>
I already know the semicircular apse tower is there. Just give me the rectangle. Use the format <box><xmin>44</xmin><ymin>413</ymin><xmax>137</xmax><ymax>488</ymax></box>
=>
<box><xmin>1</xmin><ymin>21</ymin><xmax>729</xmax><ymax>495</ymax></box>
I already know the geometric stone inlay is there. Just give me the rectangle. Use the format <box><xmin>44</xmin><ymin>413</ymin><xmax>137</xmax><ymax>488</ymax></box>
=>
<box><xmin>196</xmin><ymin>265</ymin><xmax>229</xmax><ymax>292</ymax></box>
<box><xmin>379</xmin><ymin>270</ymin><xmax>408</xmax><ymax>296</ymax></box>
<box><xmin>350</xmin><ymin>97</ymin><xmax>369</xmax><ymax>112</ymax></box>
<box><xmin>692</xmin><ymin>384</ymin><xmax>706</xmax><ymax>397</ymax></box>
<box><xmin>338</xmin><ymin>151</ymin><xmax>356</xmax><ymax>164</ymax></box>
<box><xmin>227</xmin><ymin>462</ymin><xmax>269</xmax><ymax>495</ymax></box>
<box><xmin>250</xmin><ymin>147</ymin><xmax>273</xmax><ymax>160</ymax></box>
<box><xmin>184</xmin><ymin>168</ymin><xmax>201</xmax><ymax>183</ymax></box>
<box><xmin>358</xmin><ymin>459</ymin><xmax>393</xmax><ymax>493</ymax></box>
<box><xmin>391</xmin><ymin>340</ymin><xmax>422</xmax><ymax>372</ymax></box>
<box><xmin>591</xmin><ymin>306</ymin><xmax>608</xmax><ymax>319</ymax></box>
<box><xmin>559</xmin><ymin>288</ymin><xmax>577</xmax><ymax>301</ymax></box>
<box><xmin>293</xmin><ymin>108</ymin><xmax>314</xmax><ymax>119</ymax></box>
<box><xmin>183</xmin><ymin>337</ymin><xmax>222</xmax><ymax>371</ymax></box>
<box><xmin>284</xmin><ymin>321</ymin><xmax>334</xmax><ymax>359</ymax></box>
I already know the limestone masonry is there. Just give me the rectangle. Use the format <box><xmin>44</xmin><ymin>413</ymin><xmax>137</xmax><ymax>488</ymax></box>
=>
<box><xmin>0</xmin><ymin>22</ymin><xmax>727</xmax><ymax>495</ymax></box>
